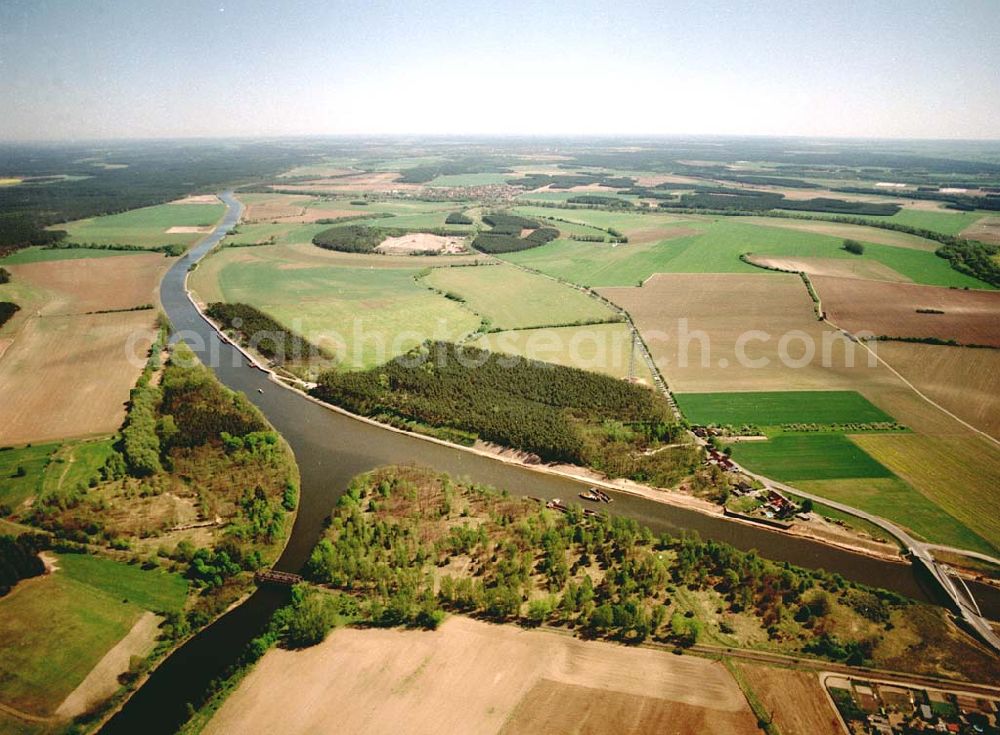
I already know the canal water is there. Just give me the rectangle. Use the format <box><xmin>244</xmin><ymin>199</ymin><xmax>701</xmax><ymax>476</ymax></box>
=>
<box><xmin>100</xmin><ymin>192</ymin><xmax>1000</xmax><ymax>734</ymax></box>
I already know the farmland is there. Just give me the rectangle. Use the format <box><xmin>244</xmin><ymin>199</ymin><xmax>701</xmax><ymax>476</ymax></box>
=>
<box><xmin>793</xmin><ymin>477</ymin><xmax>994</xmax><ymax>554</ymax></box>
<box><xmin>189</xmin><ymin>245</ymin><xmax>480</xmax><ymax>369</ymax></box>
<box><xmin>0</xmin><ymin>311</ymin><xmax>157</xmax><ymax>445</ymax></box>
<box><xmin>813</xmin><ymin>276</ymin><xmax>1000</xmax><ymax>346</ymax></box>
<box><xmin>57</xmin><ymin>199</ymin><xmax>224</xmax><ymax>249</ymax></box>
<box><xmin>0</xmin><ymin>250</ymin><xmax>165</xmax><ymax>445</ymax></box>
<box><xmin>851</xmin><ymin>433</ymin><xmax>1000</xmax><ymax>553</ymax></box>
<box><xmin>502</xmin><ymin>215</ymin><xmax>988</xmax><ymax>288</ymax></box>
<box><xmin>729</xmin><ymin>433</ymin><xmax>894</xmax><ymax>481</ymax></box>
<box><xmin>471</xmin><ymin>323</ymin><xmax>655</xmax><ymax>383</ymax></box>
<box><xmin>0</xmin><ymin>552</ymin><xmax>187</xmax><ymax>718</ymax></box>
<box><xmin>674</xmin><ymin>390</ymin><xmax>893</xmax><ymax>427</ymax></box>
<box><xmin>732</xmin><ymin>664</ymin><xmax>843</xmax><ymax>735</ymax></box>
<box><xmin>423</xmin><ymin>263</ymin><xmax>617</xmax><ymax>330</ymax></box>
<box><xmin>875</xmin><ymin>342</ymin><xmax>1000</xmax><ymax>438</ymax></box>
<box><xmin>203</xmin><ymin>617</ymin><xmax>760</xmax><ymax>735</ymax></box>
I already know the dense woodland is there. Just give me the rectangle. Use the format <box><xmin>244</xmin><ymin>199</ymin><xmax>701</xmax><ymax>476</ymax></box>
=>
<box><xmin>24</xmin><ymin>343</ymin><xmax>298</xmax><ymax>624</ymax></box>
<box><xmin>207</xmin><ymin>302</ymin><xmax>328</xmax><ymax>364</ymax></box>
<box><xmin>0</xmin><ymin>141</ymin><xmax>315</xmax><ymax>252</ymax></box>
<box><xmin>0</xmin><ymin>533</ymin><xmax>47</xmax><ymax>595</ymax></box>
<box><xmin>0</xmin><ymin>302</ymin><xmax>19</xmax><ymax>329</ymax></box>
<box><xmin>471</xmin><ymin>212</ymin><xmax>559</xmax><ymax>253</ymax></box>
<box><xmin>506</xmin><ymin>173</ymin><xmax>636</xmax><ymax>189</ymax></box>
<box><xmin>296</xmin><ymin>465</ymin><xmax>999</xmax><ymax>683</ymax></box>
<box><xmin>663</xmin><ymin>189</ymin><xmax>901</xmax><ymax>216</ymax></box>
<box><xmin>312</xmin><ymin>341</ymin><xmax>697</xmax><ymax>487</ymax></box>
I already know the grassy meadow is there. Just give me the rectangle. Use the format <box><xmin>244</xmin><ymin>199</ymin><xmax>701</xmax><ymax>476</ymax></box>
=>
<box><xmin>0</xmin><ymin>443</ymin><xmax>60</xmax><ymax>509</ymax></box>
<box><xmin>471</xmin><ymin>322</ymin><xmax>655</xmax><ymax>383</ymax></box>
<box><xmin>423</xmin><ymin>263</ymin><xmax>616</xmax><ymax>330</ymax></box>
<box><xmin>0</xmin><ymin>552</ymin><xmax>187</xmax><ymax>716</ymax></box>
<box><xmin>674</xmin><ymin>390</ymin><xmax>893</xmax><ymax>427</ymax></box>
<box><xmin>503</xmin><ymin>210</ymin><xmax>991</xmax><ymax>288</ymax></box>
<box><xmin>729</xmin><ymin>432</ymin><xmax>894</xmax><ymax>481</ymax></box>
<box><xmin>192</xmin><ymin>248</ymin><xmax>480</xmax><ymax>369</ymax></box>
<box><xmin>57</xmin><ymin>200</ymin><xmax>225</xmax><ymax>248</ymax></box>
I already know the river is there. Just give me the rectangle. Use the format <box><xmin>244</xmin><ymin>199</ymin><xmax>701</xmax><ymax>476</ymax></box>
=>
<box><xmin>100</xmin><ymin>192</ymin><xmax>1000</xmax><ymax>734</ymax></box>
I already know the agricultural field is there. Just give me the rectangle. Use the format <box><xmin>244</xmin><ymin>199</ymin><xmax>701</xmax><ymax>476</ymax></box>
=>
<box><xmin>729</xmin><ymin>432</ymin><xmax>894</xmax><ymax>481</ymax></box>
<box><xmin>960</xmin><ymin>214</ymin><xmax>1000</xmax><ymax>246</ymax></box>
<box><xmin>0</xmin><ymin>251</ymin><xmax>163</xmax><ymax>445</ymax></box>
<box><xmin>674</xmin><ymin>390</ymin><xmax>893</xmax><ymax>427</ymax></box>
<box><xmin>739</xmin><ymin>216</ymin><xmax>940</xmax><ymax>251</ymax></box>
<box><xmin>0</xmin><ymin>552</ymin><xmax>187</xmax><ymax>718</ymax></box>
<box><xmin>851</xmin><ymin>433</ymin><xmax>1000</xmax><ymax>553</ymax></box>
<box><xmin>203</xmin><ymin>617</ymin><xmax>760</xmax><ymax>735</ymax></box>
<box><xmin>0</xmin><ymin>246</ymin><xmax>137</xmax><ymax>265</ymax></box>
<box><xmin>502</xmin><ymin>215</ymin><xmax>987</xmax><ymax>288</ymax></box>
<box><xmin>875</xmin><ymin>342</ymin><xmax>1000</xmax><ymax>439</ymax></box>
<box><xmin>598</xmin><ymin>272</ymin><xmax>868</xmax><ymax>392</ymax></box>
<box><xmin>0</xmin><ymin>442</ymin><xmax>59</xmax><ymax>510</ymax></box>
<box><xmin>793</xmin><ymin>476</ymin><xmax>994</xmax><ymax>555</ymax></box>
<box><xmin>812</xmin><ymin>276</ymin><xmax>1000</xmax><ymax>346</ymax></box>
<box><xmin>471</xmin><ymin>322</ymin><xmax>654</xmax><ymax>383</ymax></box>
<box><xmin>732</xmin><ymin>664</ymin><xmax>843</xmax><ymax>735</ymax></box>
<box><xmin>426</xmin><ymin>172</ymin><xmax>510</xmax><ymax>186</ymax></box>
<box><xmin>423</xmin><ymin>263</ymin><xmax>616</xmax><ymax>330</ymax></box>
<box><xmin>189</xmin><ymin>245</ymin><xmax>480</xmax><ymax>369</ymax></box>
<box><xmin>56</xmin><ymin>199</ymin><xmax>224</xmax><ymax>248</ymax></box>
<box><xmin>0</xmin><ymin>312</ymin><xmax>157</xmax><ymax>445</ymax></box>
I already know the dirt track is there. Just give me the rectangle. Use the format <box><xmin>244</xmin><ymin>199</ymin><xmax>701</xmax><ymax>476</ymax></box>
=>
<box><xmin>204</xmin><ymin>616</ymin><xmax>757</xmax><ymax>735</ymax></box>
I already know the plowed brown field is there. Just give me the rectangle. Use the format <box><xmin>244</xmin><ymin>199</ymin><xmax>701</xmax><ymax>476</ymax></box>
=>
<box><xmin>812</xmin><ymin>276</ymin><xmax>1000</xmax><ymax>347</ymax></box>
<box><xmin>204</xmin><ymin>616</ymin><xmax>758</xmax><ymax>735</ymax></box>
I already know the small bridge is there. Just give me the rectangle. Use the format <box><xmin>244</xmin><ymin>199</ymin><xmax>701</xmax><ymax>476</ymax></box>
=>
<box><xmin>254</xmin><ymin>570</ymin><xmax>303</xmax><ymax>586</ymax></box>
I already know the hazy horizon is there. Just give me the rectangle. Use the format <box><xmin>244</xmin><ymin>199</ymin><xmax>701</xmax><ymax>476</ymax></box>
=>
<box><xmin>2</xmin><ymin>0</ymin><xmax>1000</xmax><ymax>142</ymax></box>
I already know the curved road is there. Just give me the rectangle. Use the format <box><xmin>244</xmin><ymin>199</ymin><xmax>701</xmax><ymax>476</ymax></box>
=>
<box><xmin>101</xmin><ymin>192</ymin><xmax>997</xmax><ymax>734</ymax></box>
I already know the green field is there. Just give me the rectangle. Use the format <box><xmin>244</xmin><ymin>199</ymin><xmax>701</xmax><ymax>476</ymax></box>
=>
<box><xmin>426</xmin><ymin>172</ymin><xmax>510</xmax><ymax>187</ymax></box>
<box><xmin>471</xmin><ymin>322</ymin><xmax>654</xmax><ymax>383</ymax></box>
<box><xmin>0</xmin><ymin>443</ymin><xmax>59</xmax><ymax>509</ymax></box>
<box><xmin>501</xmin><ymin>212</ymin><xmax>990</xmax><ymax>288</ymax></box>
<box><xmin>197</xmin><ymin>252</ymin><xmax>480</xmax><ymax>369</ymax></box>
<box><xmin>0</xmin><ymin>246</ymin><xmax>138</xmax><ymax>264</ymax></box>
<box><xmin>423</xmin><ymin>264</ymin><xmax>616</xmax><ymax>329</ymax></box>
<box><xmin>57</xmin><ymin>200</ymin><xmax>225</xmax><ymax>248</ymax></box>
<box><xmin>40</xmin><ymin>439</ymin><xmax>117</xmax><ymax>498</ymax></box>
<box><xmin>794</xmin><ymin>477</ymin><xmax>995</xmax><ymax>555</ymax></box>
<box><xmin>730</xmin><ymin>433</ymin><xmax>894</xmax><ymax>481</ymax></box>
<box><xmin>0</xmin><ymin>552</ymin><xmax>187</xmax><ymax>715</ymax></box>
<box><xmin>876</xmin><ymin>209</ymin><xmax>985</xmax><ymax>237</ymax></box>
<box><xmin>674</xmin><ymin>390</ymin><xmax>893</xmax><ymax>427</ymax></box>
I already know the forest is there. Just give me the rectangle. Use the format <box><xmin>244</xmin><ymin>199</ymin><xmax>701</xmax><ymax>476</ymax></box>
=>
<box><xmin>25</xmin><ymin>343</ymin><xmax>297</xmax><ymax>625</ymax></box>
<box><xmin>0</xmin><ymin>532</ymin><xmax>47</xmax><ymax>596</ymax></box>
<box><xmin>207</xmin><ymin>302</ymin><xmax>327</xmax><ymax>364</ymax></box>
<box><xmin>296</xmin><ymin>465</ymin><xmax>999</xmax><ymax>683</ymax></box>
<box><xmin>663</xmin><ymin>189</ymin><xmax>901</xmax><ymax>216</ymax></box>
<box><xmin>0</xmin><ymin>141</ymin><xmax>314</xmax><ymax>252</ymax></box>
<box><xmin>471</xmin><ymin>213</ymin><xmax>559</xmax><ymax>253</ymax></box>
<box><xmin>0</xmin><ymin>302</ymin><xmax>19</xmax><ymax>329</ymax></box>
<box><xmin>311</xmin><ymin>341</ymin><xmax>696</xmax><ymax>487</ymax></box>
<box><xmin>506</xmin><ymin>173</ymin><xmax>636</xmax><ymax>190</ymax></box>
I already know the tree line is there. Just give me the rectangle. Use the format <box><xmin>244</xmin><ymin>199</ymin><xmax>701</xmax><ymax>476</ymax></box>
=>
<box><xmin>311</xmin><ymin>341</ymin><xmax>695</xmax><ymax>486</ymax></box>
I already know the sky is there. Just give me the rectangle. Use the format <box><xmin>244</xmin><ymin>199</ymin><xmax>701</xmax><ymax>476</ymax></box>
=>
<box><xmin>1</xmin><ymin>0</ymin><xmax>999</xmax><ymax>141</ymax></box>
